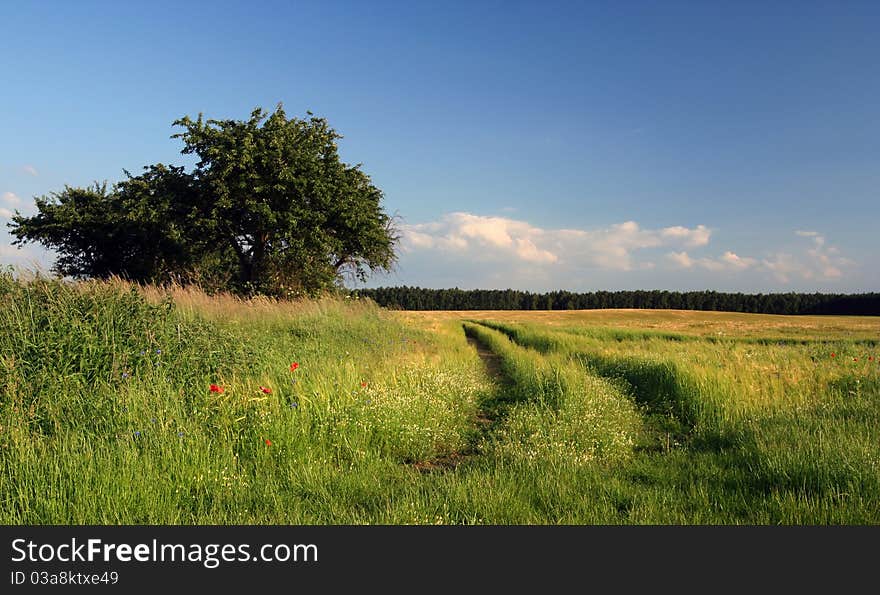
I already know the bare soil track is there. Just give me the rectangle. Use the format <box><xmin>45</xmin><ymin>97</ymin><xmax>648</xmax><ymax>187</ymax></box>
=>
<box><xmin>411</xmin><ymin>334</ymin><xmax>503</xmax><ymax>473</ymax></box>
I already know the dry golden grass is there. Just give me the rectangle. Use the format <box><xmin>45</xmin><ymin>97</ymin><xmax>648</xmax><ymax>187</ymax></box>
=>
<box><xmin>114</xmin><ymin>279</ymin><xmax>377</xmax><ymax>324</ymax></box>
<box><xmin>396</xmin><ymin>308</ymin><xmax>880</xmax><ymax>340</ymax></box>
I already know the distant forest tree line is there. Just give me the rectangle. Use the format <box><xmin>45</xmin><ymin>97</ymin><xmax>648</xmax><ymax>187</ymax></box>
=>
<box><xmin>355</xmin><ymin>287</ymin><xmax>880</xmax><ymax>315</ymax></box>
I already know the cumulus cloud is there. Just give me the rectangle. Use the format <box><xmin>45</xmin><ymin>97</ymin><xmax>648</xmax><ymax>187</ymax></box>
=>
<box><xmin>401</xmin><ymin>213</ymin><xmax>711</xmax><ymax>270</ymax></box>
<box><xmin>668</xmin><ymin>231</ymin><xmax>851</xmax><ymax>283</ymax></box>
<box><xmin>661</xmin><ymin>225</ymin><xmax>711</xmax><ymax>247</ymax></box>
<box><xmin>761</xmin><ymin>230</ymin><xmax>856</xmax><ymax>283</ymax></box>
<box><xmin>22</xmin><ymin>165</ymin><xmax>38</xmax><ymax>176</ymax></box>
<box><xmin>554</xmin><ymin>221</ymin><xmax>711</xmax><ymax>270</ymax></box>
<box><xmin>760</xmin><ymin>253</ymin><xmax>810</xmax><ymax>283</ymax></box>
<box><xmin>2</xmin><ymin>192</ymin><xmax>21</xmax><ymax>205</ymax></box>
<box><xmin>760</xmin><ymin>232</ymin><xmax>852</xmax><ymax>282</ymax></box>
<box><xmin>667</xmin><ymin>250</ymin><xmax>756</xmax><ymax>272</ymax></box>
<box><xmin>805</xmin><ymin>233</ymin><xmax>848</xmax><ymax>278</ymax></box>
<box><xmin>0</xmin><ymin>207</ymin><xmax>14</xmax><ymax>218</ymax></box>
<box><xmin>402</xmin><ymin>213</ymin><xmax>557</xmax><ymax>264</ymax></box>
<box><xmin>394</xmin><ymin>214</ymin><xmax>859</xmax><ymax>289</ymax></box>
<box><xmin>721</xmin><ymin>251</ymin><xmax>757</xmax><ymax>270</ymax></box>
<box><xmin>667</xmin><ymin>251</ymin><xmax>693</xmax><ymax>268</ymax></box>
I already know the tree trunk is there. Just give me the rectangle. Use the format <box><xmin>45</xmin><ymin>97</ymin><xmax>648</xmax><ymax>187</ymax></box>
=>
<box><xmin>229</xmin><ymin>237</ymin><xmax>252</xmax><ymax>286</ymax></box>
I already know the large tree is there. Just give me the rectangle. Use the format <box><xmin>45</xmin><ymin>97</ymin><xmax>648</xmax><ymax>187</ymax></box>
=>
<box><xmin>10</xmin><ymin>105</ymin><xmax>398</xmax><ymax>296</ymax></box>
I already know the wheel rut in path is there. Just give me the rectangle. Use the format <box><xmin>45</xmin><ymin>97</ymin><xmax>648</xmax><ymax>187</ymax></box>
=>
<box><xmin>411</xmin><ymin>333</ymin><xmax>506</xmax><ymax>473</ymax></box>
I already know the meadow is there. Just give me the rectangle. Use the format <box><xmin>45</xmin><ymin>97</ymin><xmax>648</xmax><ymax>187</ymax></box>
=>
<box><xmin>1</xmin><ymin>272</ymin><xmax>878</xmax><ymax>524</ymax></box>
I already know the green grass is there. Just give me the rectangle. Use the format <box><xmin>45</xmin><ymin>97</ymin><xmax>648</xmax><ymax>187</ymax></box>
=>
<box><xmin>461</xmin><ymin>322</ymin><xmax>639</xmax><ymax>466</ymax></box>
<box><xmin>0</xmin><ymin>274</ymin><xmax>492</xmax><ymax>523</ymax></box>
<box><xmin>2</xmin><ymin>272</ymin><xmax>879</xmax><ymax>523</ymax></box>
<box><xmin>466</xmin><ymin>319</ymin><xmax>880</xmax><ymax>523</ymax></box>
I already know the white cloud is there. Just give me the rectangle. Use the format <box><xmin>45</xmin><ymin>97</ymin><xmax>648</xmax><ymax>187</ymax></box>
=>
<box><xmin>22</xmin><ymin>165</ymin><xmax>38</xmax><ymax>177</ymax></box>
<box><xmin>403</xmin><ymin>213</ymin><xmax>557</xmax><ymax>264</ymax></box>
<box><xmin>2</xmin><ymin>192</ymin><xmax>21</xmax><ymax>205</ymax></box>
<box><xmin>667</xmin><ymin>250</ymin><xmax>756</xmax><ymax>272</ymax></box>
<box><xmin>760</xmin><ymin>253</ymin><xmax>803</xmax><ymax>283</ymax></box>
<box><xmin>720</xmin><ymin>251</ymin><xmax>757</xmax><ymax>270</ymax></box>
<box><xmin>404</xmin><ymin>229</ymin><xmax>438</xmax><ymax>249</ymax></box>
<box><xmin>668</xmin><ymin>232</ymin><xmax>849</xmax><ymax>283</ymax></box>
<box><xmin>402</xmin><ymin>213</ymin><xmax>712</xmax><ymax>270</ymax></box>
<box><xmin>514</xmin><ymin>237</ymin><xmax>557</xmax><ymax>264</ymax></box>
<box><xmin>0</xmin><ymin>207</ymin><xmax>14</xmax><ymax>218</ymax></box>
<box><xmin>553</xmin><ymin>221</ymin><xmax>712</xmax><ymax>270</ymax></box>
<box><xmin>696</xmin><ymin>258</ymin><xmax>727</xmax><ymax>272</ymax></box>
<box><xmin>661</xmin><ymin>225</ymin><xmax>711</xmax><ymax>247</ymax></box>
<box><xmin>395</xmin><ymin>215</ymin><xmax>860</xmax><ymax>289</ymax></box>
<box><xmin>805</xmin><ymin>237</ymin><xmax>851</xmax><ymax>279</ymax></box>
<box><xmin>795</xmin><ymin>230</ymin><xmax>827</xmax><ymax>248</ymax></box>
<box><xmin>667</xmin><ymin>251</ymin><xmax>693</xmax><ymax>268</ymax></box>
<box><xmin>760</xmin><ymin>232</ymin><xmax>852</xmax><ymax>282</ymax></box>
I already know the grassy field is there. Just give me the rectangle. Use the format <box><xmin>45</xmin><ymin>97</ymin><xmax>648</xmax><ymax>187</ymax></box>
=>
<box><xmin>2</xmin><ymin>273</ymin><xmax>878</xmax><ymax>523</ymax></box>
<box><xmin>399</xmin><ymin>308</ymin><xmax>880</xmax><ymax>340</ymax></box>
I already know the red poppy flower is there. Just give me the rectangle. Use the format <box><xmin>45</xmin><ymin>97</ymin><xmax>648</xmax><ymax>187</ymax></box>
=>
<box><xmin>869</xmin><ymin>356</ymin><xmax>874</xmax><ymax>362</ymax></box>
<box><xmin>290</xmin><ymin>362</ymin><xmax>299</xmax><ymax>371</ymax></box>
<box><xmin>854</xmin><ymin>357</ymin><xmax>858</xmax><ymax>362</ymax></box>
<box><xmin>209</xmin><ymin>384</ymin><xmax>224</xmax><ymax>394</ymax></box>
<box><xmin>260</xmin><ymin>386</ymin><xmax>272</xmax><ymax>394</ymax></box>
<box><xmin>265</xmin><ymin>439</ymin><xmax>272</xmax><ymax>446</ymax></box>
<box><xmin>361</xmin><ymin>382</ymin><xmax>367</xmax><ymax>388</ymax></box>
<box><xmin>830</xmin><ymin>353</ymin><xmax>836</xmax><ymax>358</ymax></box>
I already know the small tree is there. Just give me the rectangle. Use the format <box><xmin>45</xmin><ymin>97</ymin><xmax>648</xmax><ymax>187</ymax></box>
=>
<box><xmin>10</xmin><ymin>105</ymin><xmax>398</xmax><ymax>295</ymax></box>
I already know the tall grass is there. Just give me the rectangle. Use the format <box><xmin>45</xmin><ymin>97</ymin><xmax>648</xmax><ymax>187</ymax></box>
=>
<box><xmin>461</xmin><ymin>323</ymin><xmax>638</xmax><ymax>465</ymax></box>
<box><xmin>0</xmin><ymin>273</ymin><xmax>491</xmax><ymax>523</ymax></box>
<box><xmin>465</xmin><ymin>318</ymin><xmax>880</xmax><ymax>523</ymax></box>
<box><xmin>475</xmin><ymin>319</ymin><xmax>877</xmax><ymax>420</ymax></box>
<box><xmin>3</xmin><ymin>272</ymin><xmax>878</xmax><ymax>524</ymax></box>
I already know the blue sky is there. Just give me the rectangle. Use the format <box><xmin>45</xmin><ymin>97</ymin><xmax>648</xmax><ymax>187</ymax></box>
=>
<box><xmin>1</xmin><ymin>0</ymin><xmax>877</xmax><ymax>292</ymax></box>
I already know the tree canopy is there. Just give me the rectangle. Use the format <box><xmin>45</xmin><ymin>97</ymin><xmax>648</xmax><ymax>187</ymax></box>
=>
<box><xmin>10</xmin><ymin>105</ymin><xmax>398</xmax><ymax>296</ymax></box>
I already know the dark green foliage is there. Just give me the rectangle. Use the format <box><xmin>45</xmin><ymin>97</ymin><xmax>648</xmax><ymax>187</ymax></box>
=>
<box><xmin>9</xmin><ymin>106</ymin><xmax>398</xmax><ymax>296</ymax></box>
<box><xmin>171</xmin><ymin>106</ymin><xmax>398</xmax><ymax>295</ymax></box>
<box><xmin>357</xmin><ymin>286</ymin><xmax>880</xmax><ymax>315</ymax></box>
<box><xmin>9</xmin><ymin>169</ymin><xmax>198</xmax><ymax>284</ymax></box>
